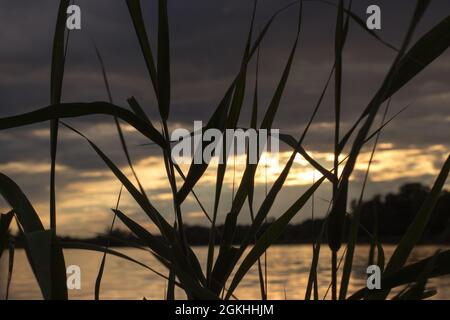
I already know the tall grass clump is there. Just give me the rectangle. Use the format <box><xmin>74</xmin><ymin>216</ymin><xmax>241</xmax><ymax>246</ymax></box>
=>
<box><xmin>0</xmin><ymin>0</ymin><xmax>449</xmax><ymax>300</ymax></box>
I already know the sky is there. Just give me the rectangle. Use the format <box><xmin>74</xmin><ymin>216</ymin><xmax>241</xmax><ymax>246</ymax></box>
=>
<box><xmin>0</xmin><ymin>0</ymin><xmax>449</xmax><ymax>237</ymax></box>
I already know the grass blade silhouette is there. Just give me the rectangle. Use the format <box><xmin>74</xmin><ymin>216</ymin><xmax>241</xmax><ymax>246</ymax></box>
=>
<box><xmin>0</xmin><ymin>211</ymin><xmax>13</xmax><ymax>260</ymax></box>
<box><xmin>0</xmin><ymin>174</ymin><xmax>67</xmax><ymax>299</ymax></box>
<box><xmin>378</xmin><ymin>154</ymin><xmax>450</xmax><ymax>297</ymax></box>
<box><xmin>225</xmin><ymin>176</ymin><xmax>326</xmax><ymax>299</ymax></box>
<box><xmin>126</xmin><ymin>0</ymin><xmax>158</xmax><ymax>95</ymax></box>
<box><xmin>0</xmin><ymin>102</ymin><xmax>166</xmax><ymax>147</ymax></box>
<box><xmin>157</xmin><ymin>0</ymin><xmax>170</xmax><ymax>120</ymax></box>
<box><xmin>49</xmin><ymin>0</ymin><xmax>69</xmax><ymax>232</ymax></box>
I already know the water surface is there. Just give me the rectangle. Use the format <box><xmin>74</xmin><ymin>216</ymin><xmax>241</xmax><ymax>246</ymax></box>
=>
<box><xmin>2</xmin><ymin>245</ymin><xmax>449</xmax><ymax>300</ymax></box>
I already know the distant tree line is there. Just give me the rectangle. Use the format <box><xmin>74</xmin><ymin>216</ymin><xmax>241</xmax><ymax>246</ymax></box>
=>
<box><xmin>12</xmin><ymin>183</ymin><xmax>450</xmax><ymax>247</ymax></box>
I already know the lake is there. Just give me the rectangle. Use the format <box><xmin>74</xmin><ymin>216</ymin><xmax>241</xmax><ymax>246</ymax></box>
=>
<box><xmin>1</xmin><ymin>245</ymin><xmax>449</xmax><ymax>300</ymax></box>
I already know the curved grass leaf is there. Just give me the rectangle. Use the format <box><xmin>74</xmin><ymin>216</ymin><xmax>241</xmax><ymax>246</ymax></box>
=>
<box><xmin>339</xmin><ymin>101</ymin><xmax>390</xmax><ymax>299</ymax></box>
<box><xmin>213</xmin><ymin>3</ymin><xmax>304</xmax><ymax>288</ymax></box>
<box><xmin>206</xmin><ymin>0</ymin><xmax>259</xmax><ymax>286</ymax></box>
<box><xmin>23</xmin><ymin>230</ymin><xmax>53</xmax><ymax>299</ymax></box>
<box><xmin>62</xmin><ymin>124</ymin><xmax>208</xmax><ymax>291</ymax></box>
<box><xmin>176</xmin><ymin>86</ymin><xmax>233</xmax><ymax>205</ymax></box>
<box><xmin>127</xmin><ymin>96</ymin><xmax>153</xmax><ymax>124</ymax></box>
<box><xmin>24</xmin><ymin>230</ymin><xmax>68</xmax><ymax>300</ymax></box>
<box><xmin>317</xmin><ymin>0</ymin><xmax>407</xmax><ymax>54</ymax></box>
<box><xmin>113</xmin><ymin>209</ymin><xmax>171</xmax><ymax>263</ymax></box>
<box><xmin>94</xmin><ymin>186</ymin><xmax>122</xmax><ymax>300</ymax></box>
<box><xmin>62</xmin><ymin>241</ymin><xmax>177</xmax><ymax>284</ymax></box>
<box><xmin>338</xmin><ymin>15</ymin><xmax>449</xmax><ymax>153</ymax></box>
<box><xmin>60</xmin><ymin>123</ymin><xmax>173</xmax><ymax>239</ymax></box>
<box><xmin>305</xmin><ymin>218</ymin><xmax>327</xmax><ymax>300</ymax></box>
<box><xmin>114</xmin><ymin>203</ymin><xmax>206</xmax><ymax>298</ymax></box>
<box><xmin>378</xmin><ymin>154</ymin><xmax>450</xmax><ymax>297</ymax></box>
<box><xmin>278</xmin><ymin>134</ymin><xmax>335</xmax><ymax>183</ymax></box>
<box><xmin>92</xmin><ymin>45</ymin><xmax>128</xmax><ymax>300</ymax></box>
<box><xmin>0</xmin><ymin>174</ymin><xmax>68</xmax><ymax>300</ymax></box>
<box><xmin>0</xmin><ymin>102</ymin><xmax>165</xmax><ymax>148</ymax></box>
<box><xmin>0</xmin><ymin>174</ymin><xmax>44</xmax><ymax>232</ymax></box>
<box><xmin>225</xmin><ymin>176</ymin><xmax>326</xmax><ymax>299</ymax></box>
<box><xmin>246</xmin><ymin>45</ymin><xmax>267</xmax><ymax>300</ymax></box>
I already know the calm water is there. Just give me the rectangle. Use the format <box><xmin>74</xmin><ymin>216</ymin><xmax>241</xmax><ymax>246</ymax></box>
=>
<box><xmin>1</xmin><ymin>245</ymin><xmax>449</xmax><ymax>300</ymax></box>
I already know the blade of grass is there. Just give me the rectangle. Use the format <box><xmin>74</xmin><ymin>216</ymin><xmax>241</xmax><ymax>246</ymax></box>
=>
<box><xmin>129</xmin><ymin>97</ymin><xmax>208</xmax><ymax>232</ymax></box>
<box><xmin>338</xmin><ymin>12</ymin><xmax>448</xmax><ymax>154</ymax></box>
<box><xmin>316</xmin><ymin>0</ymin><xmax>411</xmax><ymax>54</ymax></box>
<box><xmin>166</xmin><ymin>269</ymin><xmax>176</xmax><ymax>300</ymax></box>
<box><xmin>94</xmin><ymin>186</ymin><xmax>122</xmax><ymax>300</ymax></box>
<box><xmin>112</xmin><ymin>209</ymin><xmax>171</xmax><ymax>263</ymax></box>
<box><xmin>212</xmin><ymin>3</ymin><xmax>304</xmax><ymax>292</ymax></box>
<box><xmin>113</xmin><ymin>208</ymin><xmax>209</xmax><ymax>297</ymax></box>
<box><xmin>176</xmin><ymin>1</ymin><xmax>301</xmax><ymax>206</ymax></box>
<box><xmin>329</xmin><ymin>0</ymin><xmax>352</xmax><ymax>300</ymax></box>
<box><xmin>378</xmin><ymin>154</ymin><xmax>450</xmax><ymax>297</ymax></box>
<box><xmin>311</xmin><ymin>173</ymin><xmax>318</xmax><ymax>300</ymax></box>
<box><xmin>393</xmin><ymin>250</ymin><xmax>440</xmax><ymax>300</ymax></box>
<box><xmin>154</xmin><ymin>0</ymin><xmax>191</xmax><ymax>258</ymax></box>
<box><xmin>225</xmin><ymin>176</ymin><xmax>326</xmax><ymax>299</ymax></box>
<box><xmin>0</xmin><ymin>174</ymin><xmax>44</xmax><ymax>232</ymax></box>
<box><xmin>47</xmin><ymin>9</ymin><xmax>72</xmax><ymax>296</ymax></box>
<box><xmin>305</xmin><ymin>100</ymin><xmax>403</xmax><ymax>300</ymax></box>
<box><xmin>323</xmin><ymin>244</ymin><xmax>348</xmax><ymax>300</ymax></box>
<box><xmin>339</xmin><ymin>99</ymin><xmax>390</xmax><ymax>300</ymax></box>
<box><xmin>6</xmin><ymin>238</ymin><xmax>14</xmax><ymax>300</ymax></box>
<box><xmin>214</xmin><ymin>45</ymin><xmax>338</xmax><ymax>295</ymax></box>
<box><xmin>126</xmin><ymin>0</ymin><xmax>158</xmax><ymax>95</ymax></box>
<box><xmin>0</xmin><ymin>102</ymin><xmax>165</xmax><ymax>147</ymax></box>
<box><xmin>173</xmin><ymin>163</ymin><xmax>211</xmax><ymax>223</ymax></box>
<box><xmin>178</xmin><ymin>0</ymin><xmax>258</xmax><ymax>212</ymax></box>
<box><xmin>278</xmin><ymin>136</ymin><xmax>335</xmax><ymax>183</ymax></box>
<box><xmin>60</xmin><ymin>123</ymin><xmax>173</xmax><ymax>239</ymax></box>
<box><xmin>206</xmin><ymin>0</ymin><xmax>259</xmax><ymax>287</ymax></box>
<box><xmin>166</xmin><ymin>99</ymin><xmax>404</xmax><ymax>192</ymax></box>
<box><xmin>0</xmin><ymin>173</ymin><xmax>67</xmax><ymax>299</ymax></box>
<box><xmin>176</xmin><ymin>86</ymin><xmax>233</xmax><ymax>207</ymax></box>
<box><xmin>0</xmin><ymin>211</ymin><xmax>13</xmax><ymax>260</ymax></box>
<box><xmin>246</xmin><ymin>47</ymin><xmax>266</xmax><ymax>300</ymax></box>
<box><xmin>349</xmin><ymin>250</ymin><xmax>450</xmax><ymax>300</ymax></box>
<box><xmin>328</xmin><ymin>2</ymin><xmax>430</xmax><ymax>300</ymax></box>
<box><xmin>62</xmin><ymin>241</ymin><xmax>177</xmax><ymax>284</ymax></box>
<box><xmin>357</xmin><ymin>222</ymin><xmax>385</xmax><ymax>274</ymax></box>
<box><xmin>93</xmin><ymin>43</ymin><xmax>163</xmax><ymax>295</ymax></box>
<box><xmin>367</xmin><ymin>202</ymin><xmax>379</xmax><ymax>266</ymax></box>
<box><xmin>62</xmin><ymin>122</ymin><xmax>208</xmax><ymax>292</ymax></box>
<box><xmin>157</xmin><ymin>0</ymin><xmax>170</xmax><ymax>121</ymax></box>
<box><xmin>127</xmin><ymin>96</ymin><xmax>151</xmax><ymax>122</ymax></box>
<box><xmin>92</xmin><ymin>44</ymin><xmax>130</xmax><ymax>300</ymax></box>
<box><xmin>49</xmin><ymin>0</ymin><xmax>69</xmax><ymax>232</ymax></box>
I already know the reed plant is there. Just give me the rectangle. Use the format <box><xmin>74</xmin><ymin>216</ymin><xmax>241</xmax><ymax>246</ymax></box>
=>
<box><xmin>0</xmin><ymin>0</ymin><xmax>449</xmax><ymax>300</ymax></box>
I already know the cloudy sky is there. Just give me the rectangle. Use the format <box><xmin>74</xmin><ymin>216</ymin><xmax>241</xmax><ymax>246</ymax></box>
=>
<box><xmin>0</xmin><ymin>0</ymin><xmax>449</xmax><ymax>237</ymax></box>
